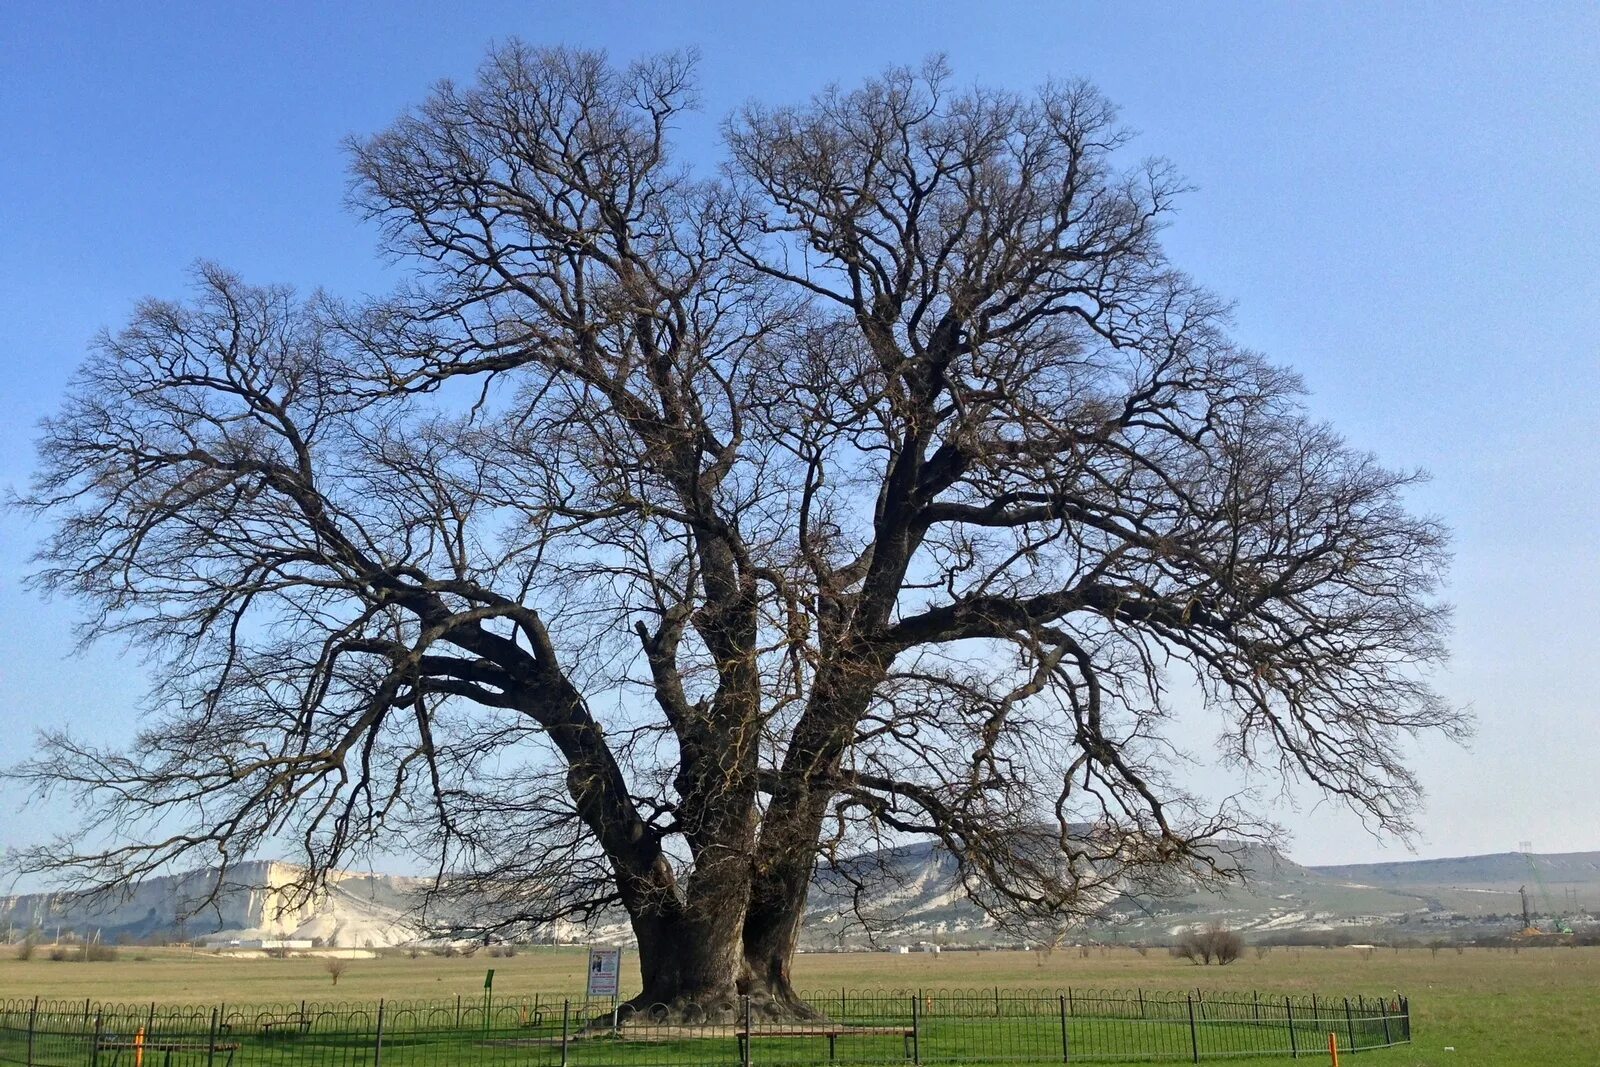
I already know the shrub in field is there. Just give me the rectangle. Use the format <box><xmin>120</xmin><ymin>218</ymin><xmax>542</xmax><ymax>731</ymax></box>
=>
<box><xmin>1172</xmin><ymin>924</ymin><xmax>1243</xmax><ymax>965</ymax></box>
<box><xmin>326</xmin><ymin>958</ymin><xmax>350</xmax><ymax>986</ymax></box>
<box><xmin>1210</xmin><ymin>926</ymin><xmax>1244</xmax><ymax>965</ymax></box>
<box><xmin>45</xmin><ymin>942</ymin><xmax>120</xmax><ymax>962</ymax></box>
<box><xmin>1172</xmin><ymin>932</ymin><xmax>1210</xmax><ymax>964</ymax></box>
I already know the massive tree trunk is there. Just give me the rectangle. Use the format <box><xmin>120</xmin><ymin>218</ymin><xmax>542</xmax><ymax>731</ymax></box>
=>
<box><xmin>627</xmin><ymin>909</ymin><xmax>747</xmax><ymax>1022</ymax></box>
<box><xmin>729</xmin><ymin>664</ymin><xmax>889</xmax><ymax>1021</ymax></box>
<box><xmin>620</xmin><ymin>885</ymin><xmax>820</xmax><ymax>1023</ymax></box>
<box><xmin>741</xmin><ymin>860</ymin><xmax>820</xmax><ymax>1019</ymax></box>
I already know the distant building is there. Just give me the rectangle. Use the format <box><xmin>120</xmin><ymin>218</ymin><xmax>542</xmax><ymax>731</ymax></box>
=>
<box><xmin>212</xmin><ymin>938</ymin><xmax>314</xmax><ymax>950</ymax></box>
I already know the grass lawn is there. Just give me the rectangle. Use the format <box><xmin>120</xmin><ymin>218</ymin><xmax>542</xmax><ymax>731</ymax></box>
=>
<box><xmin>2</xmin><ymin>944</ymin><xmax>1596</xmax><ymax>1065</ymax></box>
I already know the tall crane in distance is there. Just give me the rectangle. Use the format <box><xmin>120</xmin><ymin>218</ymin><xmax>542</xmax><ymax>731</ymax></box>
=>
<box><xmin>1518</xmin><ymin>841</ymin><xmax>1573</xmax><ymax>935</ymax></box>
<box><xmin>1517</xmin><ymin>884</ymin><xmax>1536</xmax><ymax>936</ymax></box>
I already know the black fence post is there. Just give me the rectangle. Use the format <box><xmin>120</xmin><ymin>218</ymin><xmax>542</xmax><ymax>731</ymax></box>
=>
<box><xmin>560</xmin><ymin>999</ymin><xmax>570</xmax><ymax>1067</ymax></box>
<box><xmin>91</xmin><ymin>1010</ymin><xmax>103</xmax><ymax>1067</ymax></box>
<box><xmin>994</xmin><ymin>986</ymin><xmax>1001</xmax><ymax>1018</ymax></box>
<box><xmin>456</xmin><ymin>993</ymin><xmax>462</xmax><ymax>1029</ymax></box>
<box><xmin>840</xmin><ymin>988</ymin><xmax>847</xmax><ymax>1020</ymax></box>
<box><xmin>1402</xmin><ymin>996</ymin><xmax>1411</xmax><ymax>1041</ymax></box>
<box><xmin>1137</xmin><ymin>988</ymin><xmax>1146</xmax><ymax>1018</ymax></box>
<box><xmin>26</xmin><ymin>995</ymin><xmax>38</xmax><ymax>1067</ymax></box>
<box><xmin>374</xmin><ymin>998</ymin><xmax>385</xmax><ymax>1067</ymax></box>
<box><xmin>741</xmin><ymin>995</ymin><xmax>753</xmax><ymax>1067</ymax></box>
<box><xmin>1187</xmin><ymin>994</ymin><xmax>1199</xmax><ymax>1064</ymax></box>
<box><xmin>1344</xmin><ymin>997</ymin><xmax>1355</xmax><ymax>1053</ymax></box>
<box><xmin>1058</xmin><ymin>994</ymin><xmax>1070</xmax><ymax>1062</ymax></box>
<box><xmin>911</xmin><ymin>992</ymin><xmax>921</xmax><ymax>1065</ymax></box>
<box><xmin>1252</xmin><ymin>990</ymin><xmax>1260</xmax><ymax>1023</ymax></box>
<box><xmin>1380</xmin><ymin>998</ymin><xmax>1391</xmax><ymax>1045</ymax></box>
<box><xmin>1285</xmin><ymin>997</ymin><xmax>1297</xmax><ymax>1059</ymax></box>
<box><xmin>206</xmin><ymin>1007</ymin><xmax>219</xmax><ymax>1067</ymax></box>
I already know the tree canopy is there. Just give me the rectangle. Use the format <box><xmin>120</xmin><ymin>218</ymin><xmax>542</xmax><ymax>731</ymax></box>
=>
<box><xmin>10</xmin><ymin>45</ymin><xmax>1461</xmax><ymax>1016</ymax></box>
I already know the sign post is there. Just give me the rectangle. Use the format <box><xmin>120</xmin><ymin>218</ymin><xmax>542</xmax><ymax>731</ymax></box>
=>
<box><xmin>483</xmin><ymin>968</ymin><xmax>495</xmax><ymax>1032</ymax></box>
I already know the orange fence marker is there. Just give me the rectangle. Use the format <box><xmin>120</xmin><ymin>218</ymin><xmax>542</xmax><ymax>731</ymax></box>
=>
<box><xmin>134</xmin><ymin>1025</ymin><xmax>146</xmax><ymax>1067</ymax></box>
<box><xmin>1327</xmin><ymin>1030</ymin><xmax>1339</xmax><ymax>1066</ymax></box>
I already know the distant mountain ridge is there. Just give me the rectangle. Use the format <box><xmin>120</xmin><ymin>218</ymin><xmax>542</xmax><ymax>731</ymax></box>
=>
<box><xmin>4</xmin><ymin>847</ymin><xmax>1596</xmax><ymax>947</ymax></box>
<box><xmin>799</xmin><ymin>840</ymin><xmax>1581</xmax><ymax>945</ymax></box>
<box><xmin>1309</xmin><ymin>851</ymin><xmax>1600</xmax><ymax>891</ymax></box>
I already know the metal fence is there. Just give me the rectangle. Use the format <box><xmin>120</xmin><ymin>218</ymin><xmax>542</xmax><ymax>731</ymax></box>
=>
<box><xmin>0</xmin><ymin>987</ymin><xmax>1411</xmax><ymax>1065</ymax></box>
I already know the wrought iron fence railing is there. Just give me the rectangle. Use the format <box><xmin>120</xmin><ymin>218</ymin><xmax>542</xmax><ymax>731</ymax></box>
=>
<box><xmin>0</xmin><ymin>987</ymin><xmax>1411</xmax><ymax>1065</ymax></box>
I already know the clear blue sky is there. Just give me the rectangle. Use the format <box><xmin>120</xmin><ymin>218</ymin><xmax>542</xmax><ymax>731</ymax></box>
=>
<box><xmin>2</xmin><ymin>1</ymin><xmax>1597</xmax><ymax>869</ymax></box>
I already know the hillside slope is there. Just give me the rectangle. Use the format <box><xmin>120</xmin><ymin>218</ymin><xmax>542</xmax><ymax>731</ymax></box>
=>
<box><xmin>0</xmin><ymin>861</ymin><xmax>424</xmax><ymax>947</ymax></box>
<box><xmin>4</xmin><ymin>846</ymin><xmax>1595</xmax><ymax>947</ymax></box>
<box><xmin>1310</xmin><ymin>851</ymin><xmax>1600</xmax><ymax>891</ymax></box>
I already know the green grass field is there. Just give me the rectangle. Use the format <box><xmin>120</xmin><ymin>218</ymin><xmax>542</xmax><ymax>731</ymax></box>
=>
<box><xmin>2</xmin><ymin>944</ymin><xmax>1596</xmax><ymax>1066</ymax></box>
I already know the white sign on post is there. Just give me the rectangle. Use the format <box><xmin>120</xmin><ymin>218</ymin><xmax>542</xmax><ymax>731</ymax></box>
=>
<box><xmin>586</xmin><ymin>945</ymin><xmax>622</xmax><ymax>997</ymax></box>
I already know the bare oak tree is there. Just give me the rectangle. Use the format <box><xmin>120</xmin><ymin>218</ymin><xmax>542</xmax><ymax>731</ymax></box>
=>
<box><xmin>9</xmin><ymin>45</ymin><xmax>1461</xmax><ymax>1019</ymax></box>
